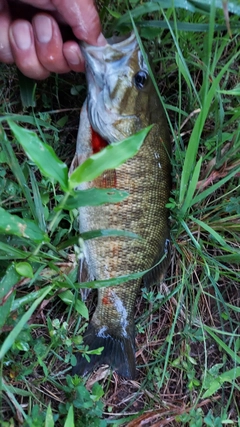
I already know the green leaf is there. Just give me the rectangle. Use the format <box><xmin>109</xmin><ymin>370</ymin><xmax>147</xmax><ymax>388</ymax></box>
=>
<box><xmin>0</xmin><ymin>285</ymin><xmax>52</xmax><ymax>360</ymax></box>
<box><xmin>69</xmin><ymin>126</ymin><xmax>152</xmax><ymax>188</ymax></box>
<box><xmin>64</xmin><ymin>404</ymin><xmax>74</xmax><ymax>427</ymax></box>
<box><xmin>15</xmin><ymin>262</ymin><xmax>34</xmax><ymax>279</ymax></box>
<box><xmin>0</xmin><ymin>114</ymin><xmax>57</xmax><ymax>130</ymax></box>
<box><xmin>0</xmin><ymin>207</ymin><xmax>49</xmax><ymax>243</ymax></box>
<box><xmin>58</xmin><ymin>290</ymin><xmax>89</xmax><ymax>320</ymax></box>
<box><xmin>57</xmin><ymin>188</ymin><xmax>129</xmax><ymax>210</ymax></box>
<box><xmin>11</xmin><ymin>284</ymin><xmax>50</xmax><ymax>312</ymax></box>
<box><xmin>202</xmin><ymin>367</ymin><xmax>240</xmax><ymax>398</ymax></box>
<box><xmin>74</xmin><ymin>299</ymin><xmax>89</xmax><ymax>320</ymax></box>
<box><xmin>91</xmin><ymin>383</ymin><xmax>104</xmax><ymax>401</ymax></box>
<box><xmin>218</xmin><ymin>84</ymin><xmax>240</xmax><ymax>96</ymax></box>
<box><xmin>0</xmin><ymin>294</ymin><xmax>14</xmax><ymax>330</ymax></box>
<box><xmin>58</xmin><ymin>290</ymin><xmax>74</xmax><ymax>305</ymax></box>
<box><xmin>0</xmin><ymin>241</ymin><xmax>44</xmax><ymax>261</ymax></box>
<box><xmin>45</xmin><ymin>404</ymin><xmax>54</xmax><ymax>427</ymax></box>
<box><xmin>17</xmin><ymin>70</ymin><xmax>36</xmax><ymax>108</ymax></box>
<box><xmin>106</xmin><ymin>7</ymin><xmax>122</xmax><ymax>18</ymax></box>
<box><xmin>0</xmin><ymin>264</ymin><xmax>19</xmax><ymax>300</ymax></box>
<box><xmin>8</xmin><ymin>120</ymin><xmax>69</xmax><ymax>191</ymax></box>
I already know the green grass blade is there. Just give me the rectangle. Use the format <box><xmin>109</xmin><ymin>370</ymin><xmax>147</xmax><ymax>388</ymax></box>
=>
<box><xmin>75</xmin><ymin>254</ymin><xmax>167</xmax><ymax>290</ymax></box>
<box><xmin>1</xmin><ymin>379</ymin><xmax>28</xmax><ymax>421</ymax></box>
<box><xmin>29</xmin><ymin>167</ymin><xmax>47</xmax><ymax>231</ymax></box>
<box><xmin>138</xmin><ymin>20</ymin><xmax>232</xmax><ymax>33</ymax></box>
<box><xmin>0</xmin><ymin>264</ymin><xmax>19</xmax><ymax>300</ymax></box>
<box><xmin>191</xmin><ymin>216</ymin><xmax>236</xmax><ymax>250</ymax></box>
<box><xmin>191</xmin><ymin>165</ymin><xmax>240</xmax><ymax>206</ymax></box>
<box><xmin>0</xmin><ymin>127</ymin><xmax>37</xmax><ymax>220</ymax></box>
<box><xmin>0</xmin><ymin>265</ymin><xmax>19</xmax><ymax>329</ymax></box>
<box><xmin>17</xmin><ymin>70</ymin><xmax>36</xmax><ymax>108</ymax></box>
<box><xmin>0</xmin><ymin>241</ymin><xmax>43</xmax><ymax>261</ymax></box>
<box><xmin>179</xmin><ymin>157</ymin><xmax>202</xmax><ymax>217</ymax></box>
<box><xmin>0</xmin><ymin>114</ymin><xmax>58</xmax><ymax>130</ymax></box>
<box><xmin>179</xmin><ymin>49</ymin><xmax>240</xmax><ymax>204</ymax></box>
<box><xmin>80</xmin><ymin>229</ymin><xmax>141</xmax><ymax>240</ymax></box>
<box><xmin>204</xmin><ymin>325</ymin><xmax>240</xmax><ymax>365</ymax></box>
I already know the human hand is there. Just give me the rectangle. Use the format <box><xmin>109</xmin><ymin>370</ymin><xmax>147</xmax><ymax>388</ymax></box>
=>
<box><xmin>0</xmin><ymin>0</ymin><xmax>106</xmax><ymax>79</ymax></box>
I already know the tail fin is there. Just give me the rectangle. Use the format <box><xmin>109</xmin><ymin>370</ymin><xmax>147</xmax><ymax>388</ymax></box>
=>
<box><xmin>72</xmin><ymin>323</ymin><xmax>136</xmax><ymax>379</ymax></box>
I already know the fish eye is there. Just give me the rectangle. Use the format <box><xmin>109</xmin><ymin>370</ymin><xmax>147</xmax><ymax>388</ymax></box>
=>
<box><xmin>134</xmin><ymin>70</ymin><xmax>148</xmax><ymax>89</ymax></box>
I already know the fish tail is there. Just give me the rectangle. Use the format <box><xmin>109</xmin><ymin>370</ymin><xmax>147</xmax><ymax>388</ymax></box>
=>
<box><xmin>72</xmin><ymin>323</ymin><xmax>136</xmax><ymax>379</ymax></box>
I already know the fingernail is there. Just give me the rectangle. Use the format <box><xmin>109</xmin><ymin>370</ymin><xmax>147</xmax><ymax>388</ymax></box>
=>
<box><xmin>11</xmin><ymin>22</ymin><xmax>32</xmax><ymax>50</ymax></box>
<box><xmin>33</xmin><ymin>15</ymin><xmax>52</xmax><ymax>43</ymax></box>
<box><xmin>67</xmin><ymin>47</ymin><xmax>81</xmax><ymax>65</ymax></box>
<box><xmin>97</xmin><ymin>33</ymin><xmax>107</xmax><ymax>46</ymax></box>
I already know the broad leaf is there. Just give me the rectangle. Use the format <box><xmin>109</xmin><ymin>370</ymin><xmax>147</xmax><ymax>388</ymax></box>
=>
<box><xmin>0</xmin><ymin>207</ymin><xmax>49</xmax><ymax>243</ymax></box>
<box><xmin>69</xmin><ymin>126</ymin><xmax>152</xmax><ymax>188</ymax></box>
<box><xmin>0</xmin><ymin>285</ymin><xmax>52</xmax><ymax>360</ymax></box>
<box><xmin>8</xmin><ymin>120</ymin><xmax>69</xmax><ymax>191</ymax></box>
<box><xmin>57</xmin><ymin>188</ymin><xmax>129</xmax><ymax>210</ymax></box>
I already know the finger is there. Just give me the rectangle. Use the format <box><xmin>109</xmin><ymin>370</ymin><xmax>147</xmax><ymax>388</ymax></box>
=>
<box><xmin>32</xmin><ymin>14</ymin><xmax>70</xmax><ymax>74</ymax></box>
<box><xmin>0</xmin><ymin>0</ymin><xmax>14</xmax><ymax>63</ymax></box>
<box><xmin>63</xmin><ymin>40</ymin><xmax>85</xmax><ymax>72</ymax></box>
<box><xmin>9</xmin><ymin>0</ymin><xmax>56</xmax><ymax>11</ymax></box>
<box><xmin>51</xmin><ymin>0</ymin><xmax>106</xmax><ymax>45</ymax></box>
<box><xmin>9</xmin><ymin>19</ymin><xmax>50</xmax><ymax>79</ymax></box>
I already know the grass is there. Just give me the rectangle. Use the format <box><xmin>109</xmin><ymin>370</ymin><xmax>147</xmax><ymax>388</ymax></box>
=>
<box><xmin>0</xmin><ymin>0</ymin><xmax>240</xmax><ymax>425</ymax></box>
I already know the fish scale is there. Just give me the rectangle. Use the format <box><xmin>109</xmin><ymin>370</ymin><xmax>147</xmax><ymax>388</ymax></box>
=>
<box><xmin>71</xmin><ymin>33</ymin><xmax>171</xmax><ymax>378</ymax></box>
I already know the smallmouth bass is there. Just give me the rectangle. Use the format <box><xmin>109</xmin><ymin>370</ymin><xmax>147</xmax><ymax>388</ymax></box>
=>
<box><xmin>71</xmin><ymin>33</ymin><xmax>171</xmax><ymax>379</ymax></box>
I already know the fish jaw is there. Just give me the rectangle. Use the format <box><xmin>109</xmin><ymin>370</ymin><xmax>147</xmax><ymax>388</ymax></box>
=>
<box><xmin>80</xmin><ymin>33</ymin><xmax>146</xmax><ymax>143</ymax></box>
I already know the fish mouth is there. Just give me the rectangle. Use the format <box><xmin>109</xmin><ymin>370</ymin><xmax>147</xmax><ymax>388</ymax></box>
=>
<box><xmin>81</xmin><ymin>32</ymin><xmax>138</xmax><ymax>142</ymax></box>
<box><xmin>81</xmin><ymin>32</ymin><xmax>137</xmax><ymax>61</ymax></box>
<box><xmin>80</xmin><ymin>32</ymin><xmax>138</xmax><ymax>90</ymax></box>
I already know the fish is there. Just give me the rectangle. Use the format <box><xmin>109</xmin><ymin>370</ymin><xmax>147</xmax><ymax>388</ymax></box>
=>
<box><xmin>71</xmin><ymin>32</ymin><xmax>171</xmax><ymax>379</ymax></box>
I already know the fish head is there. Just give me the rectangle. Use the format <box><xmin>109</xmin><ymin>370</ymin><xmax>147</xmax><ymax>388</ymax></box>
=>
<box><xmin>81</xmin><ymin>32</ymin><xmax>157</xmax><ymax>143</ymax></box>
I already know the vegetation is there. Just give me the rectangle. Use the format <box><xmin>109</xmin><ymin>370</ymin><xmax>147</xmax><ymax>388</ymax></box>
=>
<box><xmin>1</xmin><ymin>0</ymin><xmax>240</xmax><ymax>425</ymax></box>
